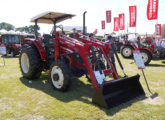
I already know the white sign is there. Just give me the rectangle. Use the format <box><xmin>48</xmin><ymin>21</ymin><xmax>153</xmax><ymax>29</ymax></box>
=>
<box><xmin>133</xmin><ymin>50</ymin><xmax>145</xmax><ymax>69</ymax></box>
<box><xmin>94</xmin><ymin>71</ymin><xmax>106</xmax><ymax>84</ymax></box>
<box><xmin>161</xmin><ymin>41</ymin><xmax>165</xmax><ymax>48</ymax></box>
<box><xmin>0</xmin><ymin>45</ymin><xmax>7</xmax><ymax>55</ymax></box>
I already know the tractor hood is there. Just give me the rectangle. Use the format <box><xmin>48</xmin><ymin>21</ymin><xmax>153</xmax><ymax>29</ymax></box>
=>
<box><xmin>31</xmin><ymin>11</ymin><xmax>76</xmax><ymax>24</ymax></box>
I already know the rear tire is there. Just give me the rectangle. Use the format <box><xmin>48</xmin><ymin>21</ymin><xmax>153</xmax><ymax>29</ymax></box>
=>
<box><xmin>120</xmin><ymin>46</ymin><xmax>133</xmax><ymax>58</ymax></box>
<box><xmin>50</xmin><ymin>60</ymin><xmax>72</xmax><ymax>91</ymax></box>
<box><xmin>19</xmin><ymin>44</ymin><xmax>42</xmax><ymax>79</ymax></box>
<box><xmin>140</xmin><ymin>50</ymin><xmax>152</xmax><ymax>65</ymax></box>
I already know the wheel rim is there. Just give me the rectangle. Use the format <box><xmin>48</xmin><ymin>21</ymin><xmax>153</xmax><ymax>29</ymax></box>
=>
<box><xmin>21</xmin><ymin>53</ymin><xmax>30</xmax><ymax>74</ymax></box>
<box><xmin>51</xmin><ymin>66</ymin><xmax>64</xmax><ymax>89</ymax></box>
<box><xmin>141</xmin><ymin>52</ymin><xmax>148</xmax><ymax>63</ymax></box>
<box><xmin>122</xmin><ymin>47</ymin><xmax>132</xmax><ymax>57</ymax></box>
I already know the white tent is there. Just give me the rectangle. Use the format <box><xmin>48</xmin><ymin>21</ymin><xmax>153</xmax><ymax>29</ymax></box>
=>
<box><xmin>8</xmin><ymin>30</ymin><xmax>16</xmax><ymax>34</ymax></box>
<box><xmin>0</xmin><ymin>29</ymin><xmax>8</xmax><ymax>34</ymax></box>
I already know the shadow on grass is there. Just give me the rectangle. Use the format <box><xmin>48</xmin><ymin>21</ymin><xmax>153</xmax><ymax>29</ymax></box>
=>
<box><xmin>20</xmin><ymin>74</ymin><xmax>94</xmax><ymax>105</ymax></box>
<box><xmin>2</xmin><ymin>55</ymin><xmax>19</xmax><ymax>59</ymax></box>
<box><xmin>121</xmin><ymin>57</ymin><xmax>133</xmax><ymax>60</ymax></box>
<box><xmin>104</xmin><ymin>96</ymin><xmax>146</xmax><ymax>116</ymax></box>
<box><xmin>20</xmin><ymin>74</ymin><xmax>146</xmax><ymax>116</ymax></box>
<box><xmin>147</xmin><ymin>64</ymin><xmax>165</xmax><ymax>67</ymax></box>
<box><xmin>152</xmin><ymin>56</ymin><xmax>165</xmax><ymax>61</ymax></box>
<box><xmin>162</xmin><ymin>61</ymin><xmax>165</xmax><ymax>64</ymax></box>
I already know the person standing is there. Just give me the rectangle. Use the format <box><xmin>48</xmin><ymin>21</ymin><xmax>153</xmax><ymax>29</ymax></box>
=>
<box><xmin>69</xmin><ymin>28</ymin><xmax>76</xmax><ymax>38</ymax></box>
<box><xmin>137</xmin><ymin>36</ymin><xmax>141</xmax><ymax>48</ymax></box>
<box><xmin>88</xmin><ymin>33</ymin><xmax>94</xmax><ymax>41</ymax></box>
<box><xmin>106</xmin><ymin>35</ymin><xmax>117</xmax><ymax>73</ymax></box>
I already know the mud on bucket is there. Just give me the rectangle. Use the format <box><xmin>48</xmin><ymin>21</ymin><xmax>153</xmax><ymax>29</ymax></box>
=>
<box><xmin>92</xmin><ymin>74</ymin><xmax>145</xmax><ymax>109</ymax></box>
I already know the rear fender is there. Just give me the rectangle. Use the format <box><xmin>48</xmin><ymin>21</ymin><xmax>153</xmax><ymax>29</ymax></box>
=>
<box><xmin>33</xmin><ymin>40</ymin><xmax>46</xmax><ymax>61</ymax></box>
<box><xmin>137</xmin><ymin>48</ymin><xmax>153</xmax><ymax>56</ymax></box>
<box><xmin>123</xmin><ymin>42</ymin><xmax>137</xmax><ymax>49</ymax></box>
<box><xmin>121</xmin><ymin>44</ymin><xmax>135</xmax><ymax>50</ymax></box>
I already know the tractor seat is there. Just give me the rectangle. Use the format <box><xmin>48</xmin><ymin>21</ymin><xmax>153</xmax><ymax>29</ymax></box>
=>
<box><xmin>43</xmin><ymin>34</ymin><xmax>54</xmax><ymax>48</ymax></box>
<box><xmin>43</xmin><ymin>34</ymin><xmax>52</xmax><ymax>44</ymax></box>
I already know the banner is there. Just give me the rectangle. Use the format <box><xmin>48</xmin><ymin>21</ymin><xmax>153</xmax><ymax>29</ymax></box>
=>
<box><xmin>101</xmin><ymin>20</ymin><xmax>105</xmax><ymax>29</ymax></box>
<box><xmin>119</xmin><ymin>13</ymin><xmax>125</xmax><ymax>30</ymax></box>
<box><xmin>129</xmin><ymin>6</ymin><xmax>137</xmax><ymax>27</ymax></box>
<box><xmin>147</xmin><ymin>0</ymin><xmax>158</xmax><ymax>20</ymax></box>
<box><xmin>155</xmin><ymin>24</ymin><xmax>161</xmax><ymax>36</ymax></box>
<box><xmin>106</xmin><ymin>10</ymin><xmax>111</xmax><ymax>23</ymax></box>
<box><xmin>114</xmin><ymin>17</ymin><xmax>119</xmax><ymax>31</ymax></box>
<box><xmin>93</xmin><ymin>29</ymin><xmax>98</xmax><ymax>34</ymax></box>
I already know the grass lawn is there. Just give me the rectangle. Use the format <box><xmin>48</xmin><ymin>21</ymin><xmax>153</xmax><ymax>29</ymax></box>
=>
<box><xmin>0</xmin><ymin>55</ymin><xmax>165</xmax><ymax>120</ymax></box>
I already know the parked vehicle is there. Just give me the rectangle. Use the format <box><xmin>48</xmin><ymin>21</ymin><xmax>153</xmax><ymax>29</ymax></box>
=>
<box><xmin>120</xmin><ymin>33</ymin><xmax>153</xmax><ymax>65</ymax></box>
<box><xmin>152</xmin><ymin>38</ymin><xmax>165</xmax><ymax>59</ymax></box>
<box><xmin>0</xmin><ymin>33</ymin><xmax>22</xmax><ymax>57</ymax></box>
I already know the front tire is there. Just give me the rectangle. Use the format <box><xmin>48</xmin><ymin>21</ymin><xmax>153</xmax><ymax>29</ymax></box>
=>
<box><xmin>120</xmin><ymin>46</ymin><xmax>133</xmax><ymax>58</ymax></box>
<box><xmin>50</xmin><ymin>60</ymin><xmax>72</xmax><ymax>91</ymax></box>
<box><xmin>140</xmin><ymin>50</ymin><xmax>152</xmax><ymax>65</ymax></box>
<box><xmin>19</xmin><ymin>44</ymin><xmax>42</xmax><ymax>79</ymax></box>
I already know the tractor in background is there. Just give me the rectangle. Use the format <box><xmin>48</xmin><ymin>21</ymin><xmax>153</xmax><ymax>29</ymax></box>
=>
<box><xmin>120</xmin><ymin>33</ymin><xmax>154</xmax><ymax>65</ymax></box>
<box><xmin>0</xmin><ymin>32</ymin><xmax>22</xmax><ymax>57</ymax></box>
<box><xmin>150</xmin><ymin>38</ymin><xmax>165</xmax><ymax>59</ymax></box>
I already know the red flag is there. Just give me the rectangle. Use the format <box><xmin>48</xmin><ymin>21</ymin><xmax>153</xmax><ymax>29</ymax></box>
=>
<box><xmin>106</xmin><ymin>10</ymin><xmax>111</xmax><ymax>23</ymax></box>
<box><xmin>147</xmin><ymin>0</ymin><xmax>158</xmax><ymax>20</ymax></box>
<box><xmin>114</xmin><ymin>17</ymin><xmax>119</xmax><ymax>31</ymax></box>
<box><xmin>93</xmin><ymin>29</ymin><xmax>98</xmax><ymax>34</ymax></box>
<box><xmin>101</xmin><ymin>20</ymin><xmax>105</xmax><ymax>29</ymax></box>
<box><xmin>129</xmin><ymin>6</ymin><xmax>137</xmax><ymax>27</ymax></box>
<box><xmin>155</xmin><ymin>24</ymin><xmax>161</xmax><ymax>36</ymax></box>
<box><xmin>119</xmin><ymin>13</ymin><xmax>125</xmax><ymax>30</ymax></box>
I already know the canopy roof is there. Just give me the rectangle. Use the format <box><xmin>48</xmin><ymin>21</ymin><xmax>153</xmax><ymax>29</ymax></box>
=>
<box><xmin>31</xmin><ymin>11</ymin><xmax>75</xmax><ymax>24</ymax></box>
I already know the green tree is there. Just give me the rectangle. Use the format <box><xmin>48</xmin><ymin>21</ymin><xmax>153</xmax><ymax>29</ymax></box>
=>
<box><xmin>0</xmin><ymin>22</ymin><xmax>15</xmax><ymax>31</ymax></box>
<box><xmin>16</xmin><ymin>25</ymin><xmax>40</xmax><ymax>34</ymax></box>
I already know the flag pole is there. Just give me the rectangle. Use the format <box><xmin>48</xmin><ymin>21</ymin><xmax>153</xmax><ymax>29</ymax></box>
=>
<box><xmin>110</xmin><ymin>23</ymin><xmax>112</xmax><ymax>34</ymax></box>
<box><xmin>155</xmin><ymin>0</ymin><xmax>159</xmax><ymax>41</ymax></box>
<box><xmin>135</xmin><ymin>6</ymin><xmax>137</xmax><ymax>39</ymax></box>
<box><xmin>135</xmin><ymin>0</ymin><xmax>137</xmax><ymax>39</ymax></box>
<box><xmin>111</xmin><ymin>11</ymin><xmax>113</xmax><ymax>34</ymax></box>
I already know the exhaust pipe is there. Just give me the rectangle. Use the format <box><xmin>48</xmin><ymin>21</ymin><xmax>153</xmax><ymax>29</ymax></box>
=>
<box><xmin>83</xmin><ymin>11</ymin><xmax>87</xmax><ymax>35</ymax></box>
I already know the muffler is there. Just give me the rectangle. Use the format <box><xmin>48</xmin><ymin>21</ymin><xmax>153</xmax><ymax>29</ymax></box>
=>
<box><xmin>92</xmin><ymin>74</ymin><xmax>145</xmax><ymax>108</ymax></box>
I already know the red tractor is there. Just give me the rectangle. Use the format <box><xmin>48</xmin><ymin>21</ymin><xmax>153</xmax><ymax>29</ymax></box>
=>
<box><xmin>120</xmin><ymin>33</ymin><xmax>154</xmax><ymax>65</ymax></box>
<box><xmin>0</xmin><ymin>33</ymin><xmax>22</xmax><ymax>57</ymax></box>
<box><xmin>19</xmin><ymin>12</ymin><xmax>145</xmax><ymax>108</ymax></box>
<box><xmin>149</xmin><ymin>38</ymin><xmax>165</xmax><ymax>59</ymax></box>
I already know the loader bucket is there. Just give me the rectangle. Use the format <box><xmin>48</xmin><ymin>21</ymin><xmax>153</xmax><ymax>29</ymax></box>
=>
<box><xmin>92</xmin><ymin>74</ymin><xmax>145</xmax><ymax>109</ymax></box>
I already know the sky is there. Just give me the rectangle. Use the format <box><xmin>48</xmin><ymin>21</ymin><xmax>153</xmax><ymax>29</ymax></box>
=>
<box><xmin>0</xmin><ymin>0</ymin><xmax>165</xmax><ymax>35</ymax></box>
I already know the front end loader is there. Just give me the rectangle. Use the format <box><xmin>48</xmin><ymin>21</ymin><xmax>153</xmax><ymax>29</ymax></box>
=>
<box><xmin>75</xmin><ymin>33</ymin><xmax>145</xmax><ymax>108</ymax></box>
<box><xmin>19</xmin><ymin>11</ymin><xmax>145</xmax><ymax>109</ymax></box>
